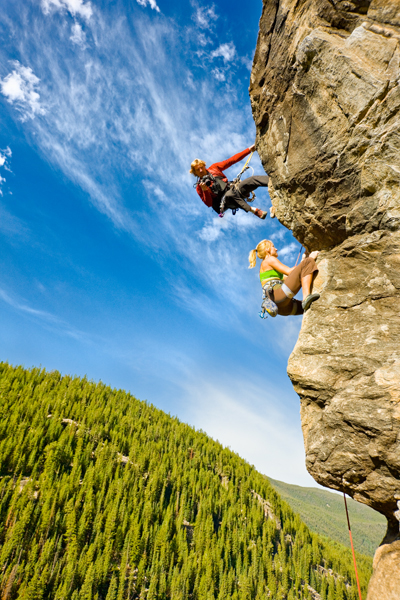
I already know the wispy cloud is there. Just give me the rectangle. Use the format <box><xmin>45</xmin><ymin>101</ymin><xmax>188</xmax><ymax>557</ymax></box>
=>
<box><xmin>70</xmin><ymin>21</ymin><xmax>86</xmax><ymax>46</ymax></box>
<box><xmin>0</xmin><ymin>288</ymin><xmax>56</xmax><ymax>321</ymax></box>
<box><xmin>193</xmin><ymin>5</ymin><xmax>218</xmax><ymax>29</ymax></box>
<box><xmin>0</xmin><ymin>147</ymin><xmax>12</xmax><ymax>196</ymax></box>
<box><xmin>211</xmin><ymin>68</ymin><xmax>226</xmax><ymax>82</ymax></box>
<box><xmin>136</xmin><ymin>0</ymin><xmax>160</xmax><ymax>13</ymax></box>
<box><xmin>0</xmin><ymin>287</ymin><xmax>91</xmax><ymax>342</ymax></box>
<box><xmin>0</xmin><ymin>204</ymin><xmax>29</xmax><ymax>238</ymax></box>
<box><xmin>279</xmin><ymin>242</ymin><xmax>299</xmax><ymax>260</ymax></box>
<box><xmin>41</xmin><ymin>0</ymin><xmax>93</xmax><ymax>20</ymax></box>
<box><xmin>198</xmin><ymin>209</ymin><xmax>261</xmax><ymax>243</ymax></box>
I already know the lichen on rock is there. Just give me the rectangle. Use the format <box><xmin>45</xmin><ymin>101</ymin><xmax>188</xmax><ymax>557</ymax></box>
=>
<box><xmin>250</xmin><ymin>1</ymin><xmax>400</xmax><ymax>596</ymax></box>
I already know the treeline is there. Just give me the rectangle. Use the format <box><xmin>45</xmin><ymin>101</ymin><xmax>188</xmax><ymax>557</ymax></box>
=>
<box><xmin>0</xmin><ymin>363</ymin><xmax>372</xmax><ymax>599</ymax></box>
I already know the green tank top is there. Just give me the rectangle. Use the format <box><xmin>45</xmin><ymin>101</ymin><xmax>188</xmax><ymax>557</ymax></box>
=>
<box><xmin>260</xmin><ymin>269</ymin><xmax>284</xmax><ymax>282</ymax></box>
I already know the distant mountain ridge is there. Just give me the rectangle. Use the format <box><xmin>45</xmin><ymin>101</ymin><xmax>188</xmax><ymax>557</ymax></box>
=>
<box><xmin>268</xmin><ymin>478</ymin><xmax>386</xmax><ymax>558</ymax></box>
<box><xmin>0</xmin><ymin>363</ymin><xmax>373</xmax><ymax>599</ymax></box>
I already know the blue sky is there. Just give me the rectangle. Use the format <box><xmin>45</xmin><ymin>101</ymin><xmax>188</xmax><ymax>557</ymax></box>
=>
<box><xmin>0</xmin><ymin>0</ymin><xmax>316</xmax><ymax>486</ymax></box>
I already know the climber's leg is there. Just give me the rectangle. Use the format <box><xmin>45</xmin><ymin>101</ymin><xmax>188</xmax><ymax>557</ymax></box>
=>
<box><xmin>276</xmin><ymin>299</ymin><xmax>304</xmax><ymax>317</ymax></box>
<box><xmin>223</xmin><ymin>190</ymin><xmax>252</xmax><ymax>213</ymax></box>
<box><xmin>301</xmin><ymin>273</ymin><xmax>314</xmax><ymax>298</ymax></box>
<box><xmin>236</xmin><ymin>175</ymin><xmax>269</xmax><ymax>197</ymax></box>
<box><xmin>221</xmin><ymin>175</ymin><xmax>269</xmax><ymax>217</ymax></box>
<box><xmin>285</xmin><ymin>257</ymin><xmax>318</xmax><ymax>299</ymax></box>
<box><xmin>298</xmin><ymin>258</ymin><xmax>320</xmax><ymax>311</ymax></box>
<box><xmin>273</xmin><ymin>257</ymin><xmax>319</xmax><ymax>315</ymax></box>
<box><xmin>273</xmin><ymin>263</ymin><xmax>303</xmax><ymax>304</ymax></box>
<box><xmin>223</xmin><ymin>189</ymin><xmax>267</xmax><ymax>218</ymax></box>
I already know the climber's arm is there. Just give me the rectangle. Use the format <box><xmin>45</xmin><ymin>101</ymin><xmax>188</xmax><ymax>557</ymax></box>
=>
<box><xmin>212</xmin><ymin>146</ymin><xmax>254</xmax><ymax>172</ymax></box>
<box><xmin>266</xmin><ymin>256</ymin><xmax>293</xmax><ymax>276</ymax></box>
<box><xmin>196</xmin><ymin>184</ymin><xmax>213</xmax><ymax>208</ymax></box>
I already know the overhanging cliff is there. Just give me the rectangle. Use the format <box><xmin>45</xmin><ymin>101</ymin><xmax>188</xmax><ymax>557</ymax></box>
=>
<box><xmin>250</xmin><ymin>1</ymin><xmax>400</xmax><ymax>596</ymax></box>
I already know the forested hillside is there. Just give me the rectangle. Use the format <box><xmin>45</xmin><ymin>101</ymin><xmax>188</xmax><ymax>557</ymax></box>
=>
<box><xmin>0</xmin><ymin>363</ymin><xmax>372</xmax><ymax>599</ymax></box>
<box><xmin>269</xmin><ymin>479</ymin><xmax>386</xmax><ymax>557</ymax></box>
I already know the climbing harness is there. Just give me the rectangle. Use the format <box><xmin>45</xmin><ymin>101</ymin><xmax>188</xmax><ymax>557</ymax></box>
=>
<box><xmin>219</xmin><ymin>152</ymin><xmax>255</xmax><ymax>218</ymax></box>
<box><xmin>343</xmin><ymin>493</ymin><xmax>363</xmax><ymax>600</ymax></box>
<box><xmin>259</xmin><ymin>279</ymin><xmax>282</xmax><ymax>319</ymax></box>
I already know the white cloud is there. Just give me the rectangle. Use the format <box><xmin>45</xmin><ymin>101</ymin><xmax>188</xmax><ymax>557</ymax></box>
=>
<box><xmin>211</xmin><ymin>42</ymin><xmax>236</xmax><ymax>62</ymax></box>
<box><xmin>0</xmin><ymin>156</ymin><xmax>6</xmax><ymax>168</ymax></box>
<box><xmin>199</xmin><ymin>221</ymin><xmax>224</xmax><ymax>243</ymax></box>
<box><xmin>1</xmin><ymin>63</ymin><xmax>45</xmax><ymax>122</ymax></box>
<box><xmin>136</xmin><ymin>0</ymin><xmax>160</xmax><ymax>13</ymax></box>
<box><xmin>211</xmin><ymin>68</ymin><xmax>225</xmax><ymax>82</ymax></box>
<box><xmin>197</xmin><ymin>33</ymin><xmax>210</xmax><ymax>47</ymax></box>
<box><xmin>198</xmin><ymin>209</ymin><xmax>262</xmax><ymax>243</ymax></box>
<box><xmin>194</xmin><ymin>5</ymin><xmax>218</xmax><ymax>29</ymax></box>
<box><xmin>278</xmin><ymin>241</ymin><xmax>300</xmax><ymax>260</ymax></box>
<box><xmin>241</xmin><ymin>55</ymin><xmax>253</xmax><ymax>71</ymax></box>
<box><xmin>70</xmin><ymin>22</ymin><xmax>86</xmax><ymax>46</ymax></box>
<box><xmin>41</xmin><ymin>0</ymin><xmax>93</xmax><ymax>20</ymax></box>
<box><xmin>0</xmin><ymin>147</ymin><xmax>12</xmax><ymax>195</ymax></box>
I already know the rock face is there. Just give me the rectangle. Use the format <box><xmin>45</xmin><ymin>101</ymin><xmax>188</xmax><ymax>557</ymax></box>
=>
<box><xmin>250</xmin><ymin>1</ymin><xmax>400</xmax><ymax>596</ymax></box>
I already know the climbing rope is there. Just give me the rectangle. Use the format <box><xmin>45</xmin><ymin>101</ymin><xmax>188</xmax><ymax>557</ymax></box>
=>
<box><xmin>343</xmin><ymin>493</ymin><xmax>363</xmax><ymax>600</ymax></box>
<box><xmin>294</xmin><ymin>246</ymin><xmax>303</xmax><ymax>267</ymax></box>
<box><xmin>232</xmin><ymin>151</ymin><xmax>254</xmax><ymax>185</ymax></box>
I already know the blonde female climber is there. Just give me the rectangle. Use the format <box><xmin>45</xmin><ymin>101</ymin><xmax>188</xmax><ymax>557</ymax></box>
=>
<box><xmin>248</xmin><ymin>240</ymin><xmax>320</xmax><ymax>318</ymax></box>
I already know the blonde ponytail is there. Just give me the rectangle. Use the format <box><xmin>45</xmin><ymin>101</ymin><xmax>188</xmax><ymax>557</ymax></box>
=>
<box><xmin>248</xmin><ymin>249</ymin><xmax>257</xmax><ymax>269</ymax></box>
<box><xmin>248</xmin><ymin>239</ymin><xmax>273</xmax><ymax>268</ymax></box>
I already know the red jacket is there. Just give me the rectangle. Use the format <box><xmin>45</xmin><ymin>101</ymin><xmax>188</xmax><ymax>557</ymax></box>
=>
<box><xmin>196</xmin><ymin>147</ymin><xmax>252</xmax><ymax>208</ymax></box>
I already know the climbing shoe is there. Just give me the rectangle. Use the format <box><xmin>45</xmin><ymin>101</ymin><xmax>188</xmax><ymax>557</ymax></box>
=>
<box><xmin>253</xmin><ymin>208</ymin><xmax>268</xmax><ymax>220</ymax></box>
<box><xmin>261</xmin><ymin>289</ymin><xmax>278</xmax><ymax>317</ymax></box>
<box><xmin>302</xmin><ymin>293</ymin><xmax>320</xmax><ymax>312</ymax></box>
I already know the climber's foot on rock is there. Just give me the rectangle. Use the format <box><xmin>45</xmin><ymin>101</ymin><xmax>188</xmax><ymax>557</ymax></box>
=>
<box><xmin>302</xmin><ymin>293</ymin><xmax>320</xmax><ymax>312</ymax></box>
<box><xmin>253</xmin><ymin>208</ymin><xmax>268</xmax><ymax>219</ymax></box>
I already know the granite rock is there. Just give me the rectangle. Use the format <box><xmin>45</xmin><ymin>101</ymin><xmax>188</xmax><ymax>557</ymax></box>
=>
<box><xmin>250</xmin><ymin>1</ymin><xmax>400</xmax><ymax>596</ymax></box>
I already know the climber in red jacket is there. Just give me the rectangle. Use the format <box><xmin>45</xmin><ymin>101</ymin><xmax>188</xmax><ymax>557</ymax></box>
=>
<box><xmin>190</xmin><ymin>144</ymin><xmax>269</xmax><ymax>218</ymax></box>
